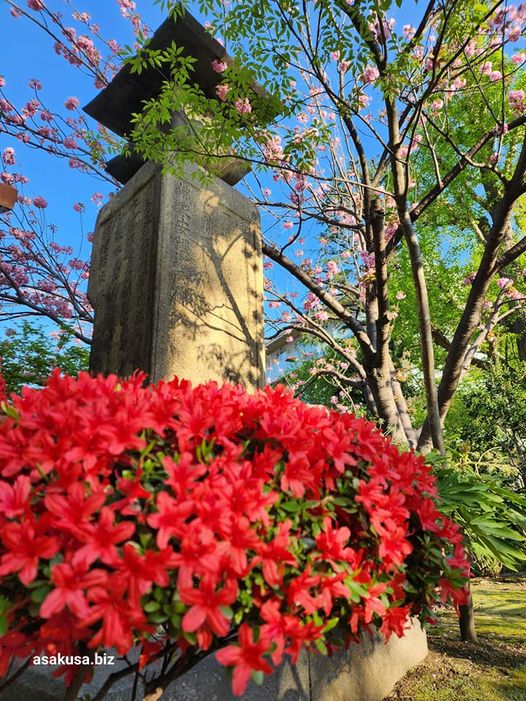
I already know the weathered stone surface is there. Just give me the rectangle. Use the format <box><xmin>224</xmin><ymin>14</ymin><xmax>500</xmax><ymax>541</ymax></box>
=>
<box><xmin>309</xmin><ymin>620</ymin><xmax>428</xmax><ymax>701</ymax></box>
<box><xmin>88</xmin><ymin>161</ymin><xmax>265</xmax><ymax>389</ymax></box>
<box><xmin>105</xmin><ymin>150</ymin><xmax>251</xmax><ymax>186</ymax></box>
<box><xmin>6</xmin><ymin>621</ymin><xmax>426</xmax><ymax>701</ymax></box>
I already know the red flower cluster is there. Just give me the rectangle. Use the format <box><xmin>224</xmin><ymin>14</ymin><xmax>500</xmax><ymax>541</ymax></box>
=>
<box><xmin>0</xmin><ymin>372</ymin><xmax>468</xmax><ymax>695</ymax></box>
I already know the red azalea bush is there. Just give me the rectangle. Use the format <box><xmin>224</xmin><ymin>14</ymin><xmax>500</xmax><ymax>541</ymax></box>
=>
<box><xmin>0</xmin><ymin>372</ymin><xmax>468</xmax><ymax>697</ymax></box>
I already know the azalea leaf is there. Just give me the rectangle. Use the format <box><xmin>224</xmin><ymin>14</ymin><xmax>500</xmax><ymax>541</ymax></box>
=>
<box><xmin>281</xmin><ymin>500</ymin><xmax>301</xmax><ymax>513</ymax></box>
<box><xmin>251</xmin><ymin>670</ymin><xmax>265</xmax><ymax>685</ymax></box>
<box><xmin>220</xmin><ymin>606</ymin><xmax>233</xmax><ymax>619</ymax></box>
<box><xmin>31</xmin><ymin>586</ymin><xmax>50</xmax><ymax>604</ymax></box>
<box><xmin>315</xmin><ymin>639</ymin><xmax>328</xmax><ymax>655</ymax></box>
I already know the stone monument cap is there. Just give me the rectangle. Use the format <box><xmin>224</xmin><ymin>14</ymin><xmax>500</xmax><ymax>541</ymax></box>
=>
<box><xmin>83</xmin><ymin>11</ymin><xmax>271</xmax><ymax>138</ymax></box>
<box><xmin>83</xmin><ymin>11</ymin><xmax>277</xmax><ymax>185</ymax></box>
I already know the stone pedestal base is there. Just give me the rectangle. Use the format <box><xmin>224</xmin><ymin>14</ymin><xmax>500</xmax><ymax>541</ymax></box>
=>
<box><xmin>88</xmin><ymin>161</ymin><xmax>265</xmax><ymax>389</ymax></box>
<box><xmin>7</xmin><ymin>622</ymin><xmax>427</xmax><ymax>701</ymax></box>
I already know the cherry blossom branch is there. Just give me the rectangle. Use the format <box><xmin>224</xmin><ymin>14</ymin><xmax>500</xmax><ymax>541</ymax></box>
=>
<box><xmin>263</xmin><ymin>241</ymin><xmax>374</xmax><ymax>359</ymax></box>
<box><xmin>496</xmin><ymin>234</ymin><xmax>526</xmax><ymax>270</ymax></box>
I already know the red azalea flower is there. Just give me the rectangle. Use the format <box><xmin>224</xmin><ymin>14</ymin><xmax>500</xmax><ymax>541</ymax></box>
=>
<box><xmin>114</xmin><ymin>543</ymin><xmax>171</xmax><ymax>605</ymax></box>
<box><xmin>180</xmin><ymin>577</ymin><xmax>238</xmax><ymax>640</ymax></box>
<box><xmin>253</xmin><ymin>520</ymin><xmax>297</xmax><ymax>587</ymax></box>
<box><xmin>40</xmin><ymin>560</ymin><xmax>108</xmax><ymax>618</ymax></box>
<box><xmin>216</xmin><ymin>624</ymin><xmax>273</xmax><ymax>696</ymax></box>
<box><xmin>0</xmin><ymin>474</ymin><xmax>31</xmax><ymax>518</ymax></box>
<box><xmin>380</xmin><ymin>605</ymin><xmax>411</xmax><ymax>640</ymax></box>
<box><xmin>0</xmin><ymin>520</ymin><xmax>59</xmax><ymax>584</ymax></box>
<box><xmin>147</xmin><ymin>492</ymin><xmax>194</xmax><ymax>549</ymax></box>
<box><xmin>44</xmin><ymin>482</ymin><xmax>105</xmax><ymax>537</ymax></box>
<box><xmin>73</xmin><ymin>507</ymin><xmax>135</xmax><ymax>567</ymax></box>
<box><xmin>314</xmin><ymin>517</ymin><xmax>356</xmax><ymax>567</ymax></box>
<box><xmin>84</xmin><ymin>581</ymin><xmax>148</xmax><ymax>655</ymax></box>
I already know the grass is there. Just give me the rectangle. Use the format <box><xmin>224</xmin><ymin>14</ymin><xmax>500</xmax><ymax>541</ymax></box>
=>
<box><xmin>385</xmin><ymin>576</ymin><xmax>526</xmax><ymax>701</ymax></box>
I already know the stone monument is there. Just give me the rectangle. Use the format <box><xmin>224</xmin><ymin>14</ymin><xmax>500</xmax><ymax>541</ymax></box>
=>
<box><xmin>84</xmin><ymin>11</ymin><xmax>265</xmax><ymax>389</ymax></box>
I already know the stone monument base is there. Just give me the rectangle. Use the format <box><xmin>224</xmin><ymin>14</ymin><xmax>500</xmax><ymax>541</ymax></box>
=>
<box><xmin>6</xmin><ymin>621</ymin><xmax>427</xmax><ymax>701</ymax></box>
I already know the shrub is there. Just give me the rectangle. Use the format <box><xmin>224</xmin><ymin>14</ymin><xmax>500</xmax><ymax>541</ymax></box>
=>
<box><xmin>0</xmin><ymin>372</ymin><xmax>468</xmax><ymax>697</ymax></box>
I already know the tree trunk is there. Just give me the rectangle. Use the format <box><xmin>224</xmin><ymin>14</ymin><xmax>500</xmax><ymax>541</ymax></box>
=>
<box><xmin>459</xmin><ymin>585</ymin><xmax>478</xmax><ymax>643</ymax></box>
<box><xmin>63</xmin><ymin>652</ymin><xmax>93</xmax><ymax>701</ymax></box>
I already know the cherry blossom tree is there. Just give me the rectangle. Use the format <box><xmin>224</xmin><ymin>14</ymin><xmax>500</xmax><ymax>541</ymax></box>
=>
<box><xmin>0</xmin><ymin>0</ymin><xmax>136</xmax><ymax>342</ymax></box>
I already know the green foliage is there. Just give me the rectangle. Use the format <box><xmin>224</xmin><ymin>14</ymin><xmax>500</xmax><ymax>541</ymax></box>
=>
<box><xmin>445</xmin><ymin>360</ymin><xmax>526</xmax><ymax>501</ymax></box>
<box><xmin>432</xmin><ymin>458</ymin><xmax>526</xmax><ymax>574</ymax></box>
<box><xmin>0</xmin><ymin>322</ymin><xmax>90</xmax><ymax>394</ymax></box>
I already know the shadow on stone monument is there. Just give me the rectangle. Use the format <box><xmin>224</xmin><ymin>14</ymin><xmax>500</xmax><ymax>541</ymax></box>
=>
<box><xmin>88</xmin><ymin>160</ymin><xmax>265</xmax><ymax>389</ymax></box>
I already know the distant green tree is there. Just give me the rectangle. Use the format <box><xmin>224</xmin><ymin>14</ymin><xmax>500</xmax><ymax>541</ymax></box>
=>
<box><xmin>446</xmin><ymin>362</ymin><xmax>526</xmax><ymax>491</ymax></box>
<box><xmin>0</xmin><ymin>322</ymin><xmax>90</xmax><ymax>395</ymax></box>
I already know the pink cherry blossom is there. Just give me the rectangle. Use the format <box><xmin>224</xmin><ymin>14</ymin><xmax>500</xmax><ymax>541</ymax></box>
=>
<box><xmin>211</xmin><ymin>59</ymin><xmax>228</xmax><ymax>73</ymax></box>
<box><xmin>33</xmin><ymin>196</ymin><xmax>48</xmax><ymax>209</ymax></box>
<box><xmin>464</xmin><ymin>41</ymin><xmax>476</xmax><ymax>57</ymax></box>
<box><xmin>73</xmin><ymin>202</ymin><xmax>85</xmax><ymax>213</ymax></box>
<box><xmin>509</xmin><ymin>90</ymin><xmax>525</xmax><ymax>114</ymax></box>
<box><xmin>0</xmin><ymin>76</ymin><xmax>5</xmax><ymax>88</ymax></box>
<box><xmin>3</xmin><ymin>147</ymin><xmax>16</xmax><ymax>166</ymax></box>
<box><xmin>117</xmin><ymin>0</ymin><xmax>136</xmax><ymax>14</ymax></box>
<box><xmin>64</xmin><ymin>97</ymin><xmax>80</xmax><ymax>111</ymax></box>
<box><xmin>326</xmin><ymin>260</ymin><xmax>340</xmax><ymax>277</ymax></box>
<box><xmin>27</xmin><ymin>0</ymin><xmax>45</xmax><ymax>10</ymax></box>
<box><xmin>480</xmin><ymin>61</ymin><xmax>493</xmax><ymax>75</ymax></box>
<box><xmin>362</xmin><ymin>65</ymin><xmax>379</xmax><ymax>84</ymax></box>
<box><xmin>215</xmin><ymin>84</ymin><xmax>230</xmax><ymax>101</ymax></box>
<box><xmin>358</xmin><ymin>92</ymin><xmax>371</xmax><ymax>110</ymax></box>
<box><xmin>233</xmin><ymin>97</ymin><xmax>252</xmax><ymax>114</ymax></box>
<box><xmin>497</xmin><ymin>277</ymin><xmax>511</xmax><ymax>289</ymax></box>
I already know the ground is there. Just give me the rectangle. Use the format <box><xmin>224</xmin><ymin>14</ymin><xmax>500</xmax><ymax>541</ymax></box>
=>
<box><xmin>385</xmin><ymin>576</ymin><xmax>526</xmax><ymax>701</ymax></box>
